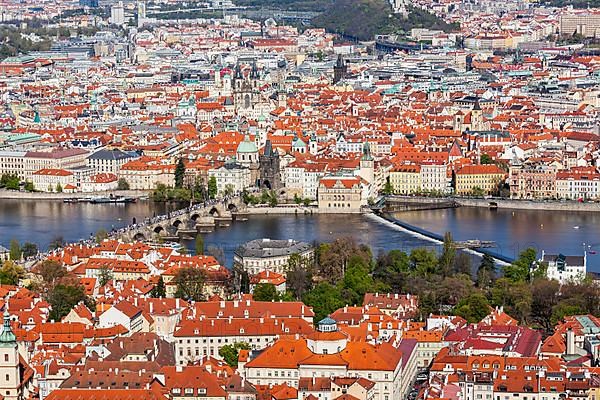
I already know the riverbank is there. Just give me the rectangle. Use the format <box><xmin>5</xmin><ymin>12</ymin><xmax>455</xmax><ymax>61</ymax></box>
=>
<box><xmin>456</xmin><ymin>197</ymin><xmax>600</xmax><ymax>212</ymax></box>
<box><xmin>0</xmin><ymin>189</ymin><xmax>151</xmax><ymax>200</ymax></box>
<box><xmin>388</xmin><ymin>195</ymin><xmax>600</xmax><ymax>212</ymax></box>
<box><xmin>246</xmin><ymin>205</ymin><xmax>315</xmax><ymax>214</ymax></box>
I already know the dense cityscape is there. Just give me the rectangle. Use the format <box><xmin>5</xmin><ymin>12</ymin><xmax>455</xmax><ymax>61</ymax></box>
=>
<box><xmin>2</xmin><ymin>0</ymin><xmax>600</xmax><ymax>399</ymax></box>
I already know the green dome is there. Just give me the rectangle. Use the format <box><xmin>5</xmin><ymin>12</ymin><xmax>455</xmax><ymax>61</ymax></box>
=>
<box><xmin>0</xmin><ymin>314</ymin><xmax>16</xmax><ymax>347</ymax></box>
<box><xmin>237</xmin><ymin>135</ymin><xmax>258</xmax><ymax>153</ymax></box>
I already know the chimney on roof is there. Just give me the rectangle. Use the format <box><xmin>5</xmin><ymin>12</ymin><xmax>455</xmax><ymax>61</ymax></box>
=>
<box><xmin>233</xmin><ymin>301</ymin><xmax>238</xmax><ymax>308</ymax></box>
<box><xmin>149</xmin><ymin>302</ymin><xmax>153</xmax><ymax>314</ymax></box>
<box><xmin>176</xmin><ymin>298</ymin><xmax>180</xmax><ymax>308</ymax></box>
<box><xmin>566</xmin><ymin>328</ymin><xmax>575</xmax><ymax>355</ymax></box>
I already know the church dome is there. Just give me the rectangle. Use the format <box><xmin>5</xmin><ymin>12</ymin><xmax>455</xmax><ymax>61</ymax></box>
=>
<box><xmin>237</xmin><ymin>135</ymin><xmax>258</xmax><ymax>153</ymax></box>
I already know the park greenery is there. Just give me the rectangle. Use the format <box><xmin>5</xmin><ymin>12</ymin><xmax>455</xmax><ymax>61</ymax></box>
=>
<box><xmin>227</xmin><ymin>235</ymin><xmax>600</xmax><ymax>334</ymax></box>
<box><xmin>219</xmin><ymin>342</ymin><xmax>251</xmax><ymax>367</ymax></box>
<box><xmin>117</xmin><ymin>178</ymin><xmax>130</xmax><ymax>190</ymax></box>
<box><xmin>242</xmin><ymin>189</ymin><xmax>278</xmax><ymax>207</ymax></box>
<box><xmin>173</xmin><ymin>267</ymin><xmax>207</xmax><ymax>302</ymax></box>
<box><xmin>31</xmin><ymin>259</ymin><xmax>95</xmax><ymax>321</ymax></box>
<box><xmin>0</xmin><ymin>21</ymin><xmax>100</xmax><ymax>59</ymax></box>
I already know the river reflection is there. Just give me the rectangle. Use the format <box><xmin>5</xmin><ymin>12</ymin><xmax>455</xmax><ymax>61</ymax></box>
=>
<box><xmin>0</xmin><ymin>200</ymin><xmax>598</xmax><ymax>271</ymax></box>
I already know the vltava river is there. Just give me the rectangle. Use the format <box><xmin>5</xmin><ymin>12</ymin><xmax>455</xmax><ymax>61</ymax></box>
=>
<box><xmin>1</xmin><ymin>199</ymin><xmax>599</xmax><ymax>270</ymax></box>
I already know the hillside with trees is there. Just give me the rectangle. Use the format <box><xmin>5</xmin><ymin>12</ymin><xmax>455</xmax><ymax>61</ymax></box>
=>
<box><xmin>312</xmin><ymin>0</ymin><xmax>458</xmax><ymax>41</ymax></box>
<box><xmin>539</xmin><ymin>0</ymin><xmax>600</xmax><ymax>7</ymax></box>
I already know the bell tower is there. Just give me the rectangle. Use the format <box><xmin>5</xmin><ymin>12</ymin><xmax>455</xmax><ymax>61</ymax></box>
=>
<box><xmin>0</xmin><ymin>312</ymin><xmax>20</xmax><ymax>400</ymax></box>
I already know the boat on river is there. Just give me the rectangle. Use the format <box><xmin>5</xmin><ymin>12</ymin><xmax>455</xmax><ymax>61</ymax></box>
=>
<box><xmin>89</xmin><ymin>195</ymin><xmax>137</xmax><ymax>204</ymax></box>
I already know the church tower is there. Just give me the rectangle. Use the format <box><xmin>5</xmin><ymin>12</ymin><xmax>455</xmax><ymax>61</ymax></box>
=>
<box><xmin>0</xmin><ymin>312</ymin><xmax>21</xmax><ymax>400</ymax></box>
<box><xmin>358</xmin><ymin>141</ymin><xmax>374</xmax><ymax>185</ymax></box>
<box><xmin>234</xmin><ymin>62</ymin><xmax>261</xmax><ymax>117</ymax></box>
<box><xmin>309</xmin><ymin>132</ymin><xmax>318</xmax><ymax>155</ymax></box>
<box><xmin>471</xmin><ymin>99</ymin><xmax>483</xmax><ymax>131</ymax></box>
<box><xmin>333</xmin><ymin>54</ymin><xmax>347</xmax><ymax>84</ymax></box>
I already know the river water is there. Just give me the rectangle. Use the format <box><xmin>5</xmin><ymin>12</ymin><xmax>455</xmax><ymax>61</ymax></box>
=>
<box><xmin>0</xmin><ymin>199</ymin><xmax>598</xmax><ymax>270</ymax></box>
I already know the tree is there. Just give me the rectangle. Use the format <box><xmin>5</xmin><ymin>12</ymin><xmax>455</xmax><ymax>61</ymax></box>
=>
<box><xmin>373</xmin><ymin>249</ymin><xmax>410</xmax><ymax>293</ymax></box>
<box><xmin>208</xmin><ymin>176</ymin><xmax>217</xmax><ymax>199</ymax></box>
<box><xmin>530</xmin><ymin>278</ymin><xmax>560</xmax><ymax>333</ymax></box>
<box><xmin>218</xmin><ymin>342</ymin><xmax>250</xmax><ymax>367</ymax></box>
<box><xmin>438</xmin><ymin>232</ymin><xmax>456</xmax><ymax>277</ymax></box>
<box><xmin>286</xmin><ymin>264</ymin><xmax>313</xmax><ymax>300</ymax></box>
<box><xmin>151</xmin><ymin>275</ymin><xmax>166</xmax><ymax>298</ymax></box>
<box><xmin>480</xmin><ymin>154</ymin><xmax>493</xmax><ymax>164</ymax></box>
<box><xmin>21</xmin><ymin>242</ymin><xmax>38</xmax><ymax>258</ymax></box>
<box><xmin>294</xmin><ymin>193</ymin><xmax>302</xmax><ymax>205</ymax></box>
<box><xmin>175</xmin><ymin>158</ymin><xmax>186</xmax><ymax>189</ymax></box>
<box><xmin>340</xmin><ymin>256</ymin><xmax>377</xmax><ymax>306</ymax></box>
<box><xmin>454</xmin><ymin>252</ymin><xmax>473</xmax><ymax>275</ymax></box>
<box><xmin>0</xmin><ymin>174</ymin><xmax>19</xmax><ymax>190</ymax></box>
<box><xmin>253</xmin><ymin>283</ymin><xmax>278</xmax><ymax>301</ymax></box>
<box><xmin>454</xmin><ymin>292</ymin><xmax>490</xmax><ymax>323</ymax></box>
<box><xmin>268</xmin><ymin>190</ymin><xmax>278</xmax><ymax>207</ymax></box>
<box><xmin>33</xmin><ymin>259</ymin><xmax>77</xmax><ymax>296</ymax></box>
<box><xmin>0</xmin><ymin>261</ymin><xmax>25</xmax><ymax>285</ymax></box>
<box><xmin>195</xmin><ymin>235</ymin><xmax>205</xmax><ymax>256</ymax></box>
<box><xmin>9</xmin><ymin>239</ymin><xmax>20</xmax><ymax>261</ymax></box>
<box><xmin>261</xmin><ymin>190</ymin><xmax>271</xmax><ymax>204</ymax></box>
<box><xmin>383</xmin><ymin>177</ymin><xmax>394</xmax><ymax>195</ymax></box>
<box><xmin>489</xmin><ymin>277</ymin><xmax>532</xmax><ymax>324</ymax></box>
<box><xmin>117</xmin><ymin>178</ymin><xmax>130</xmax><ymax>190</ymax></box>
<box><xmin>24</xmin><ymin>181</ymin><xmax>34</xmax><ymax>192</ymax></box>
<box><xmin>174</xmin><ymin>267</ymin><xmax>206</xmax><ymax>302</ymax></box>
<box><xmin>504</xmin><ymin>248</ymin><xmax>537</xmax><ymax>282</ymax></box>
<box><xmin>302</xmin><ymin>198</ymin><xmax>311</xmax><ymax>207</ymax></box>
<box><xmin>477</xmin><ymin>254</ymin><xmax>496</xmax><ymax>288</ymax></box>
<box><xmin>95</xmin><ymin>228</ymin><xmax>109</xmax><ymax>244</ymax></box>
<box><xmin>409</xmin><ymin>248</ymin><xmax>438</xmax><ymax>277</ymax></box>
<box><xmin>47</xmin><ymin>284</ymin><xmax>87</xmax><ymax>321</ymax></box>
<box><xmin>303</xmin><ymin>282</ymin><xmax>345</xmax><ymax>322</ymax></box>
<box><xmin>56</xmin><ymin>183</ymin><xmax>63</xmax><ymax>193</ymax></box>
<box><xmin>98</xmin><ymin>267</ymin><xmax>112</xmax><ymax>287</ymax></box>
<box><xmin>317</xmin><ymin>238</ymin><xmax>371</xmax><ymax>284</ymax></box>
<box><xmin>224</xmin><ymin>184</ymin><xmax>235</xmax><ymax>196</ymax></box>
<box><xmin>470</xmin><ymin>186</ymin><xmax>485</xmax><ymax>197</ymax></box>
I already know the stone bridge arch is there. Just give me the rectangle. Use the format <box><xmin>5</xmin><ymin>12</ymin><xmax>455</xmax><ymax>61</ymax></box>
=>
<box><xmin>172</xmin><ymin>218</ymin><xmax>187</xmax><ymax>228</ymax></box>
<box><xmin>153</xmin><ymin>225</ymin><xmax>167</xmax><ymax>235</ymax></box>
<box><xmin>133</xmin><ymin>232</ymin><xmax>147</xmax><ymax>241</ymax></box>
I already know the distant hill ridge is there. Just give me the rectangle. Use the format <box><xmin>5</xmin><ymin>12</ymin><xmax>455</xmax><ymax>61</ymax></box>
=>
<box><xmin>312</xmin><ymin>0</ymin><xmax>458</xmax><ymax>41</ymax></box>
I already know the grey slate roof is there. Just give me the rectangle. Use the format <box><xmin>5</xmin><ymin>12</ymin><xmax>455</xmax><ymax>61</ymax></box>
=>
<box><xmin>235</xmin><ymin>238</ymin><xmax>312</xmax><ymax>258</ymax></box>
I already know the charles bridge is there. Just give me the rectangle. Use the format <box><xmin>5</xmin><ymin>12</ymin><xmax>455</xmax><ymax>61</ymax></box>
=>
<box><xmin>117</xmin><ymin>197</ymin><xmax>248</xmax><ymax>242</ymax></box>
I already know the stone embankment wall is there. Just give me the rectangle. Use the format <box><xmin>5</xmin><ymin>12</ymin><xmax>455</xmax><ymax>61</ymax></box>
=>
<box><xmin>0</xmin><ymin>189</ymin><xmax>149</xmax><ymax>200</ymax></box>
<box><xmin>456</xmin><ymin>198</ymin><xmax>600</xmax><ymax>212</ymax></box>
